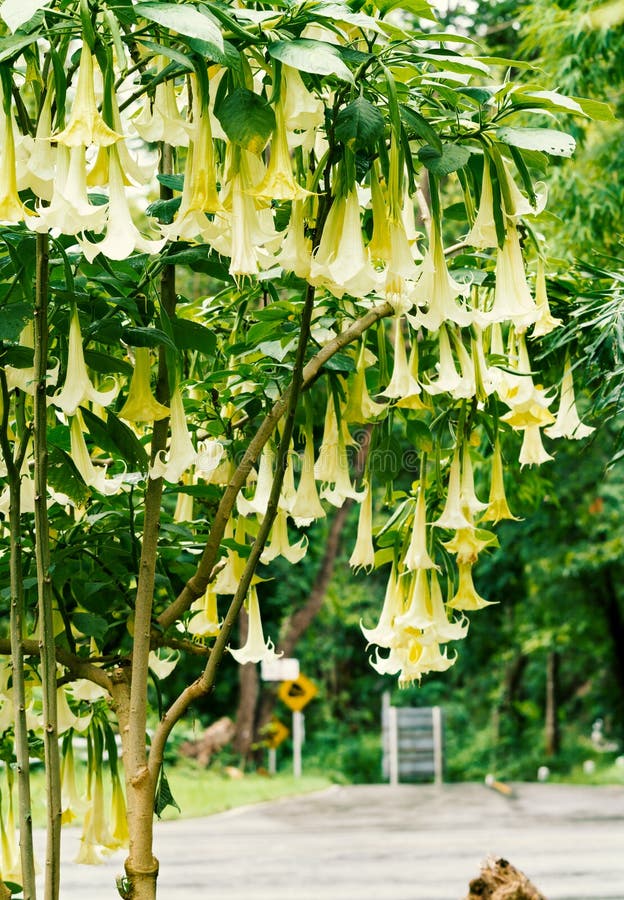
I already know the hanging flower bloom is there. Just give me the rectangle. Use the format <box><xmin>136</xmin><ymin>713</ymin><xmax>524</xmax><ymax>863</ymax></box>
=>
<box><xmin>148</xmin><ymin>649</ymin><xmax>180</xmax><ymax>679</ymax></box>
<box><xmin>133</xmin><ymin>58</ymin><xmax>190</xmax><ymax>147</ymax></box>
<box><xmin>52</xmin><ymin>45</ymin><xmax>122</xmax><ymax>147</ymax></box>
<box><xmin>531</xmin><ymin>259</ymin><xmax>562</xmax><ymax>338</ymax></box>
<box><xmin>344</xmin><ymin>342</ymin><xmax>387</xmax><ymax>423</ymax></box>
<box><xmin>61</xmin><ymin>739</ymin><xmax>84</xmax><ymax>825</ymax></box>
<box><xmin>79</xmin><ymin>146</ymin><xmax>166</xmax><ymax>262</ymax></box>
<box><xmin>403</xmin><ymin>487</ymin><xmax>436</xmax><ymax>571</ymax></box>
<box><xmin>361</xmin><ymin>566</ymin><xmax>405</xmax><ymax>647</ymax></box>
<box><xmin>412</xmin><ymin>222</ymin><xmax>472</xmax><ymax>331</ymax></box>
<box><xmin>261</xmin><ymin>507</ymin><xmax>308</xmax><ymax>564</ymax></box>
<box><xmin>315</xmin><ymin>394</ymin><xmax>365</xmax><ymax>508</ymax></box>
<box><xmin>460</xmin><ymin>444</ymin><xmax>487</xmax><ymax>518</ymax></box>
<box><xmin>109</xmin><ymin>773</ymin><xmax>129</xmax><ymax>847</ymax></box>
<box><xmin>428</xmin><ymin>569</ymin><xmax>469</xmax><ymax>642</ymax></box>
<box><xmin>17</xmin><ymin>86</ymin><xmax>57</xmax><ymax>201</ymax></box>
<box><xmin>5</xmin><ymin>322</ymin><xmax>59</xmax><ymax>395</ymax></box>
<box><xmin>498</xmin><ymin>332</ymin><xmax>555</xmax><ymax>428</ymax></box>
<box><xmin>276</xmin><ymin>199</ymin><xmax>313</xmax><ymax>279</ymax></box>
<box><xmin>395</xmin><ymin>569</ymin><xmax>436</xmax><ymax>633</ymax></box>
<box><xmin>423</xmin><ymin>325</ymin><xmax>470</xmax><ymax>398</ymax></box>
<box><xmin>349</xmin><ymin>481</ymin><xmax>376</xmax><ymax>571</ymax></box>
<box><xmin>434</xmin><ymin>449</ymin><xmax>472</xmax><ymax>531</ymax></box>
<box><xmin>481</xmin><ymin>439</ymin><xmax>517</xmax><ymax>524</ymax></box>
<box><xmin>229</xmin><ymin>585</ymin><xmax>282</xmax><ymax>665</ymax></box>
<box><xmin>466</xmin><ymin>155</ymin><xmax>498</xmax><ymax>249</ymax></box>
<box><xmin>291</xmin><ymin>429</ymin><xmax>326</xmax><ymax>527</ymax></box>
<box><xmin>252</xmin><ymin>83</ymin><xmax>310</xmax><ymax>202</ymax></box>
<box><xmin>545</xmin><ymin>356</ymin><xmax>595</xmax><ymax>440</ymax></box>
<box><xmin>447</xmin><ymin>562</ymin><xmax>494</xmax><ymax>611</ymax></box>
<box><xmin>52</xmin><ymin>308</ymin><xmax>119</xmax><ymax>417</ymax></box>
<box><xmin>0</xmin><ymin>101</ymin><xmax>31</xmax><ymax>224</ymax></box>
<box><xmin>88</xmin><ymin>87</ymin><xmax>154</xmax><ymax>188</ymax></box>
<box><xmin>238</xmin><ymin>442</ymin><xmax>275</xmax><ymax>518</ymax></box>
<box><xmin>381</xmin><ymin>317</ymin><xmax>421</xmax><ymax>400</ymax></box>
<box><xmin>118</xmin><ymin>347</ymin><xmax>169</xmax><ymax>422</ymax></box>
<box><xmin>282</xmin><ymin>65</ymin><xmax>324</xmax><ymax>139</ymax></box>
<box><xmin>56</xmin><ymin>686</ymin><xmax>92</xmax><ymax>734</ymax></box>
<box><xmin>165</xmin><ymin>84</ymin><xmax>222</xmax><ymax>241</ymax></box>
<box><xmin>214</xmin><ymin>518</ymin><xmax>247</xmax><ymax>594</ymax></box>
<box><xmin>310</xmin><ymin>189</ymin><xmax>380</xmax><ymax>299</ymax></box>
<box><xmin>518</xmin><ymin>424</ymin><xmax>554</xmax><ymax>467</ymax></box>
<box><xmin>69</xmin><ymin>411</ymin><xmax>125</xmax><ymax>496</ymax></box>
<box><xmin>487</xmin><ymin>225</ymin><xmax>539</xmax><ymax>332</ymax></box>
<box><xmin>28</xmin><ymin>145</ymin><xmax>108</xmax><ymax>236</ymax></box>
<box><xmin>149</xmin><ymin>386</ymin><xmax>197</xmax><ymax>482</ymax></box>
<box><xmin>187</xmin><ymin>583</ymin><xmax>221</xmax><ymax>638</ymax></box>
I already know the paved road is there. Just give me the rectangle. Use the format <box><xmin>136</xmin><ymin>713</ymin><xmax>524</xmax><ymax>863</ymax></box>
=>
<box><xmin>38</xmin><ymin>783</ymin><xmax>624</xmax><ymax>899</ymax></box>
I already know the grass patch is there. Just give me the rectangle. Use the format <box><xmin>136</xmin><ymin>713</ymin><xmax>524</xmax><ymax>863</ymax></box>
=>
<box><xmin>23</xmin><ymin>762</ymin><xmax>332</xmax><ymax>828</ymax></box>
<box><xmin>159</xmin><ymin>764</ymin><xmax>332</xmax><ymax>820</ymax></box>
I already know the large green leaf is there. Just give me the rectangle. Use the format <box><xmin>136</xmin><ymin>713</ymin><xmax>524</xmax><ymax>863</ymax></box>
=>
<box><xmin>122</xmin><ymin>326</ymin><xmax>177</xmax><ymax>351</ymax></box>
<box><xmin>419</xmin><ymin>142</ymin><xmax>471</xmax><ymax>175</ymax></box>
<box><xmin>375</xmin><ymin>0</ymin><xmax>437</xmax><ymax>21</ymax></box>
<box><xmin>335</xmin><ymin>97</ymin><xmax>385</xmax><ymax>151</ymax></box>
<box><xmin>399</xmin><ymin>105</ymin><xmax>442</xmax><ymax>152</ymax></box>
<box><xmin>0</xmin><ymin>301</ymin><xmax>30</xmax><ymax>341</ymax></box>
<box><xmin>268</xmin><ymin>38</ymin><xmax>354</xmax><ymax>83</ymax></box>
<box><xmin>134</xmin><ymin>3</ymin><xmax>223</xmax><ymax>54</ymax></box>
<box><xmin>171</xmin><ymin>317</ymin><xmax>216</xmax><ymax>355</ymax></box>
<box><xmin>215</xmin><ymin>88</ymin><xmax>275</xmax><ymax>153</ymax></box>
<box><xmin>496</xmin><ymin>126</ymin><xmax>576</xmax><ymax>158</ymax></box>
<box><xmin>47</xmin><ymin>445</ymin><xmax>91</xmax><ymax>506</ymax></box>
<box><xmin>81</xmin><ymin>407</ymin><xmax>148</xmax><ymax>473</ymax></box>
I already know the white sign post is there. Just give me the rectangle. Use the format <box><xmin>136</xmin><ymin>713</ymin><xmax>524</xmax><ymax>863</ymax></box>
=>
<box><xmin>292</xmin><ymin>710</ymin><xmax>304</xmax><ymax>778</ymax></box>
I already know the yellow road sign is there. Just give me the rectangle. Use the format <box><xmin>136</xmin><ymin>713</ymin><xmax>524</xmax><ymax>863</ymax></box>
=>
<box><xmin>278</xmin><ymin>673</ymin><xmax>318</xmax><ymax>712</ymax></box>
<box><xmin>263</xmin><ymin>718</ymin><xmax>290</xmax><ymax>749</ymax></box>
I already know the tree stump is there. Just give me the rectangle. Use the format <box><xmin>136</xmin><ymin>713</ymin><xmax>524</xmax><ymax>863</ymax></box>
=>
<box><xmin>466</xmin><ymin>857</ymin><xmax>546</xmax><ymax>900</ymax></box>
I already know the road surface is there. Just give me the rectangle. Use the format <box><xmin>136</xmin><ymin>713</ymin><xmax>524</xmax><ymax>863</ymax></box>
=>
<box><xmin>37</xmin><ymin>782</ymin><xmax>624</xmax><ymax>899</ymax></box>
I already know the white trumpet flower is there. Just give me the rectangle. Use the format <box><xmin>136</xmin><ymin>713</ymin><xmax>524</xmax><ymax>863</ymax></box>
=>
<box><xmin>79</xmin><ymin>147</ymin><xmax>165</xmax><ymax>262</ymax></box>
<box><xmin>229</xmin><ymin>586</ymin><xmax>282</xmax><ymax>665</ymax></box>
<box><xmin>149</xmin><ymin>386</ymin><xmax>198</xmax><ymax>482</ymax></box>
<box><xmin>52</xmin><ymin>308</ymin><xmax>119</xmax><ymax>416</ymax></box>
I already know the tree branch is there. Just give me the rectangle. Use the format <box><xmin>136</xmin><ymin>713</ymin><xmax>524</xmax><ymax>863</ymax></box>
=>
<box><xmin>156</xmin><ymin>300</ymin><xmax>394</xmax><ymax>633</ymax></box>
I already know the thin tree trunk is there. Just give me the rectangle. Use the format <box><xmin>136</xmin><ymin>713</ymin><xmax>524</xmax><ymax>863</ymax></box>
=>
<box><xmin>0</xmin><ymin>374</ymin><xmax>37</xmax><ymax>900</ymax></box>
<box><xmin>33</xmin><ymin>232</ymin><xmax>62</xmax><ymax>900</ymax></box>
<box><xmin>123</xmin><ymin>143</ymin><xmax>176</xmax><ymax>900</ymax></box>
<box><xmin>600</xmin><ymin>568</ymin><xmax>624</xmax><ymax>739</ymax></box>
<box><xmin>545</xmin><ymin>650</ymin><xmax>560</xmax><ymax>756</ymax></box>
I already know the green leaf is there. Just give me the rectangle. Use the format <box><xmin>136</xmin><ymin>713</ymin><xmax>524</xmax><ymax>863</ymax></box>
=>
<box><xmin>215</xmin><ymin>88</ymin><xmax>275</xmax><ymax>154</ymax></box>
<box><xmin>0</xmin><ymin>345</ymin><xmax>33</xmax><ymax>368</ymax></box>
<box><xmin>47</xmin><ymin>445</ymin><xmax>91</xmax><ymax>506</ymax></box>
<box><xmin>405</xmin><ymin>419</ymin><xmax>433</xmax><ymax>453</ymax></box>
<box><xmin>323</xmin><ymin>352</ymin><xmax>356</xmax><ymax>373</ymax></box>
<box><xmin>335</xmin><ymin>97</ymin><xmax>385</xmax><ymax>151</ymax></box>
<box><xmin>570</xmin><ymin>96</ymin><xmax>615</xmax><ymax>122</ymax></box>
<box><xmin>154</xmin><ymin>767</ymin><xmax>180</xmax><ymax>818</ymax></box>
<box><xmin>84</xmin><ymin>349</ymin><xmax>133</xmax><ymax>376</ymax></box>
<box><xmin>375</xmin><ymin>0</ymin><xmax>437</xmax><ymax>21</ymax></box>
<box><xmin>171</xmin><ymin>317</ymin><xmax>216</xmax><ymax>355</ymax></box>
<box><xmin>146</xmin><ymin>197</ymin><xmax>181</xmax><ymax>225</ymax></box>
<box><xmin>399</xmin><ymin>105</ymin><xmax>442</xmax><ymax>152</ymax></box>
<box><xmin>0</xmin><ymin>32</ymin><xmax>39</xmax><ymax>63</ymax></box>
<box><xmin>134</xmin><ymin>3</ymin><xmax>223</xmax><ymax>54</ymax></box>
<box><xmin>81</xmin><ymin>407</ymin><xmax>148</xmax><ymax>473</ymax></box>
<box><xmin>122</xmin><ymin>326</ymin><xmax>177</xmax><ymax>351</ymax></box>
<box><xmin>0</xmin><ymin>301</ymin><xmax>30</xmax><ymax>341</ymax></box>
<box><xmin>419</xmin><ymin>142</ymin><xmax>471</xmax><ymax>175</ymax></box>
<box><xmin>268</xmin><ymin>39</ymin><xmax>354</xmax><ymax>83</ymax></box>
<box><xmin>496</xmin><ymin>126</ymin><xmax>576</xmax><ymax>158</ymax></box>
<box><xmin>369</xmin><ymin>435</ymin><xmax>402</xmax><ymax>483</ymax></box>
<box><xmin>72</xmin><ymin>612</ymin><xmax>109</xmax><ymax>642</ymax></box>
